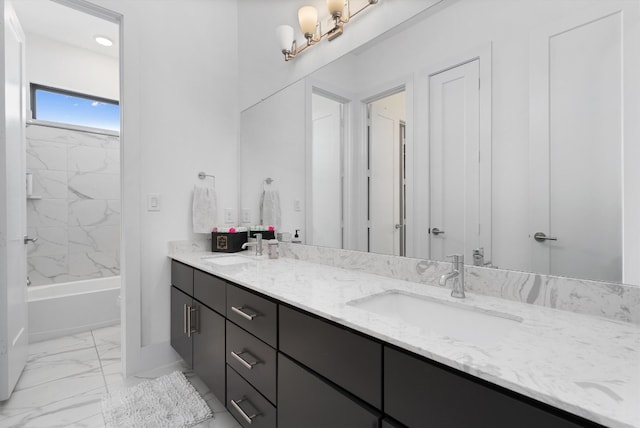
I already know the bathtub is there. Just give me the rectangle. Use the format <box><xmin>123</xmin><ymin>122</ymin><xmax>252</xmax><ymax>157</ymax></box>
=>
<box><xmin>28</xmin><ymin>276</ymin><xmax>121</xmax><ymax>343</ymax></box>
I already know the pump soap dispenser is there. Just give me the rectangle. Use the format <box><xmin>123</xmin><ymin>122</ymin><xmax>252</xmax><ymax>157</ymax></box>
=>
<box><xmin>292</xmin><ymin>229</ymin><xmax>302</xmax><ymax>244</ymax></box>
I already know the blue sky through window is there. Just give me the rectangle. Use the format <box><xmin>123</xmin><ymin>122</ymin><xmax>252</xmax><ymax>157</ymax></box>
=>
<box><xmin>34</xmin><ymin>88</ymin><xmax>120</xmax><ymax>132</ymax></box>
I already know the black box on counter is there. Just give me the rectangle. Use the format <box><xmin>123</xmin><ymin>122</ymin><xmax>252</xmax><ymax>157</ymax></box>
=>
<box><xmin>249</xmin><ymin>230</ymin><xmax>275</xmax><ymax>240</ymax></box>
<box><xmin>211</xmin><ymin>231</ymin><xmax>248</xmax><ymax>253</ymax></box>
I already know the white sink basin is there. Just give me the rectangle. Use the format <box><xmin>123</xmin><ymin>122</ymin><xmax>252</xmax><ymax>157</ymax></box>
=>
<box><xmin>348</xmin><ymin>290</ymin><xmax>522</xmax><ymax>346</ymax></box>
<box><xmin>200</xmin><ymin>254</ymin><xmax>256</xmax><ymax>266</ymax></box>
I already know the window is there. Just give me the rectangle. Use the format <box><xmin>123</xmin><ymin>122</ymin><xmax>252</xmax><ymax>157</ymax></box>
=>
<box><xmin>30</xmin><ymin>84</ymin><xmax>120</xmax><ymax>132</ymax></box>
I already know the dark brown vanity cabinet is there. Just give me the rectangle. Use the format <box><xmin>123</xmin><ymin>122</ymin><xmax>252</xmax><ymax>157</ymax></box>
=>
<box><xmin>171</xmin><ymin>259</ymin><xmax>602</xmax><ymax>428</ymax></box>
<box><xmin>170</xmin><ymin>260</ymin><xmax>226</xmax><ymax>402</ymax></box>
<box><xmin>384</xmin><ymin>347</ymin><xmax>593</xmax><ymax>428</ymax></box>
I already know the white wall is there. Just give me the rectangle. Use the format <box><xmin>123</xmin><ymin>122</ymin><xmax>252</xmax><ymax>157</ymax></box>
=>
<box><xmin>237</xmin><ymin>0</ymin><xmax>442</xmax><ymax>111</ymax></box>
<box><xmin>25</xmin><ymin>32</ymin><xmax>118</xmax><ymax>101</ymax></box>
<box><xmin>83</xmin><ymin>0</ymin><xmax>239</xmax><ymax>375</ymax></box>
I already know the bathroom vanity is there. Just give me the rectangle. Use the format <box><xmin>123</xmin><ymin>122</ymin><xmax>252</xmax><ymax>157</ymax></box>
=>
<box><xmin>169</xmin><ymin>250</ymin><xmax>639</xmax><ymax>428</ymax></box>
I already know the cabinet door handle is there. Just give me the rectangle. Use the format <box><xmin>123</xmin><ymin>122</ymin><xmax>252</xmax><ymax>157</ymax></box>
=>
<box><xmin>183</xmin><ymin>304</ymin><xmax>188</xmax><ymax>335</ymax></box>
<box><xmin>230</xmin><ymin>398</ymin><xmax>259</xmax><ymax>424</ymax></box>
<box><xmin>231</xmin><ymin>351</ymin><xmax>259</xmax><ymax>370</ymax></box>
<box><xmin>187</xmin><ymin>306</ymin><xmax>197</xmax><ymax>337</ymax></box>
<box><xmin>231</xmin><ymin>305</ymin><xmax>258</xmax><ymax>321</ymax></box>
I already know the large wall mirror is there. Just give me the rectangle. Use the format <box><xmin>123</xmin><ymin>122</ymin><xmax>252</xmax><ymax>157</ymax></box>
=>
<box><xmin>239</xmin><ymin>0</ymin><xmax>640</xmax><ymax>286</ymax></box>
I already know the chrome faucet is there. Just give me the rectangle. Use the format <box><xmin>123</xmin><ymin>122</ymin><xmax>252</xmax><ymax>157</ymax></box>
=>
<box><xmin>439</xmin><ymin>254</ymin><xmax>465</xmax><ymax>298</ymax></box>
<box><xmin>241</xmin><ymin>233</ymin><xmax>263</xmax><ymax>256</ymax></box>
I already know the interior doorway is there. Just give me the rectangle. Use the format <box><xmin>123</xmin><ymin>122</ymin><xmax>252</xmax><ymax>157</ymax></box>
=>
<box><xmin>367</xmin><ymin>90</ymin><xmax>406</xmax><ymax>257</ymax></box>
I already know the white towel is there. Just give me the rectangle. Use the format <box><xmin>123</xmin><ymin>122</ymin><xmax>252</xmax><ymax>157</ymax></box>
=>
<box><xmin>192</xmin><ymin>185</ymin><xmax>217</xmax><ymax>233</ymax></box>
<box><xmin>260</xmin><ymin>187</ymin><xmax>281</xmax><ymax>231</ymax></box>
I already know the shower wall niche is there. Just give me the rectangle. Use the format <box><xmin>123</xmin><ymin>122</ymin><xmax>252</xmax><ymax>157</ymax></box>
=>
<box><xmin>26</xmin><ymin>124</ymin><xmax>120</xmax><ymax>286</ymax></box>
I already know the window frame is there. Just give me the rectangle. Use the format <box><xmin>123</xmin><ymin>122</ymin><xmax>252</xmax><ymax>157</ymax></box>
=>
<box><xmin>29</xmin><ymin>83</ymin><xmax>120</xmax><ymax>132</ymax></box>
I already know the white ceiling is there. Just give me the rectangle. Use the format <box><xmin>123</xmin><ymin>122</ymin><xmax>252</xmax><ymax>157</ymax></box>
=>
<box><xmin>12</xmin><ymin>0</ymin><xmax>119</xmax><ymax>58</ymax></box>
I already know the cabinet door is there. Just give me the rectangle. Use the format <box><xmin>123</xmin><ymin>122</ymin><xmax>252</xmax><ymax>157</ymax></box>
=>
<box><xmin>170</xmin><ymin>286</ymin><xmax>192</xmax><ymax>366</ymax></box>
<box><xmin>384</xmin><ymin>347</ymin><xmax>587</xmax><ymax>428</ymax></box>
<box><xmin>278</xmin><ymin>353</ymin><xmax>380</xmax><ymax>428</ymax></box>
<box><xmin>193</xmin><ymin>303</ymin><xmax>225</xmax><ymax>403</ymax></box>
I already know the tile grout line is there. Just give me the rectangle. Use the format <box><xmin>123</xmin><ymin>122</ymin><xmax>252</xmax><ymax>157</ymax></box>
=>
<box><xmin>91</xmin><ymin>329</ymin><xmax>110</xmax><ymax>395</ymax></box>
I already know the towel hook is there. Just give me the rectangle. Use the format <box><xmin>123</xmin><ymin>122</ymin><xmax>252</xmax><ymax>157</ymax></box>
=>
<box><xmin>198</xmin><ymin>171</ymin><xmax>216</xmax><ymax>188</ymax></box>
<box><xmin>264</xmin><ymin>177</ymin><xmax>274</xmax><ymax>185</ymax></box>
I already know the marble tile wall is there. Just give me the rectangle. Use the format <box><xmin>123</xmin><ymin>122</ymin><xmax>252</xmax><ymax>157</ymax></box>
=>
<box><xmin>26</xmin><ymin>125</ymin><xmax>120</xmax><ymax>286</ymax></box>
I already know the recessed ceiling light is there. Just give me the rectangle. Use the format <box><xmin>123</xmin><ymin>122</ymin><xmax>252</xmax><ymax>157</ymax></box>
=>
<box><xmin>94</xmin><ymin>35</ymin><xmax>113</xmax><ymax>47</ymax></box>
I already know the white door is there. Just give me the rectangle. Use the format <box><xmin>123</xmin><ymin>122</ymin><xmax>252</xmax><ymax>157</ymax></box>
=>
<box><xmin>0</xmin><ymin>0</ymin><xmax>28</xmax><ymax>401</ymax></box>
<box><xmin>311</xmin><ymin>93</ymin><xmax>343</xmax><ymax>248</ymax></box>
<box><xmin>368</xmin><ymin>91</ymin><xmax>405</xmax><ymax>256</ymax></box>
<box><xmin>429</xmin><ymin>60</ymin><xmax>480</xmax><ymax>262</ymax></box>
<box><xmin>530</xmin><ymin>10</ymin><xmax>623</xmax><ymax>282</ymax></box>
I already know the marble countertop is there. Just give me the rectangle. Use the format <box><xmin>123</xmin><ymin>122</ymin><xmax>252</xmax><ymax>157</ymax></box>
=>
<box><xmin>170</xmin><ymin>251</ymin><xmax>640</xmax><ymax>428</ymax></box>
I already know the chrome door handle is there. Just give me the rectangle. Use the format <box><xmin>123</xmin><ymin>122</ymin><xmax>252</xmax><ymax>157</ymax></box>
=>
<box><xmin>231</xmin><ymin>351</ymin><xmax>259</xmax><ymax>370</ymax></box>
<box><xmin>230</xmin><ymin>398</ymin><xmax>259</xmax><ymax>424</ymax></box>
<box><xmin>395</xmin><ymin>224</ymin><xmax>404</xmax><ymax>229</ymax></box>
<box><xmin>431</xmin><ymin>227</ymin><xmax>444</xmax><ymax>235</ymax></box>
<box><xmin>231</xmin><ymin>306</ymin><xmax>258</xmax><ymax>321</ymax></box>
<box><xmin>24</xmin><ymin>235</ymin><xmax>38</xmax><ymax>244</ymax></box>
<box><xmin>534</xmin><ymin>232</ymin><xmax>558</xmax><ymax>242</ymax></box>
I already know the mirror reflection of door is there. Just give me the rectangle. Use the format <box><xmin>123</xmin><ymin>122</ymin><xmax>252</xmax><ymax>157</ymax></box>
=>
<box><xmin>368</xmin><ymin>91</ymin><xmax>406</xmax><ymax>256</ymax></box>
<box><xmin>428</xmin><ymin>60</ymin><xmax>480</xmax><ymax>262</ymax></box>
<box><xmin>311</xmin><ymin>92</ymin><xmax>345</xmax><ymax>248</ymax></box>
<box><xmin>530</xmin><ymin>10</ymin><xmax>622</xmax><ymax>282</ymax></box>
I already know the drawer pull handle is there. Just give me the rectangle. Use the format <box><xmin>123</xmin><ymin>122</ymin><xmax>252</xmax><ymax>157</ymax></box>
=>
<box><xmin>231</xmin><ymin>351</ymin><xmax>259</xmax><ymax>370</ymax></box>
<box><xmin>230</xmin><ymin>398</ymin><xmax>259</xmax><ymax>424</ymax></box>
<box><xmin>231</xmin><ymin>306</ymin><xmax>258</xmax><ymax>321</ymax></box>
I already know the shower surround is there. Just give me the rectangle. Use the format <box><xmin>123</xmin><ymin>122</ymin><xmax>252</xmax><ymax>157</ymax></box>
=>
<box><xmin>26</xmin><ymin>124</ymin><xmax>120</xmax><ymax>286</ymax></box>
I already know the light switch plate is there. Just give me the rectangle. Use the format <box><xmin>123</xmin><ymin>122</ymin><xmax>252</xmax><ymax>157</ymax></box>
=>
<box><xmin>242</xmin><ymin>208</ymin><xmax>251</xmax><ymax>223</ymax></box>
<box><xmin>224</xmin><ymin>208</ymin><xmax>233</xmax><ymax>223</ymax></box>
<box><xmin>147</xmin><ymin>193</ymin><xmax>161</xmax><ymax>211</ymax></box>
<box><xmin>293</xmin><ymin>200</ymin><xmax>302</xmax><ymax>212</ymax></box>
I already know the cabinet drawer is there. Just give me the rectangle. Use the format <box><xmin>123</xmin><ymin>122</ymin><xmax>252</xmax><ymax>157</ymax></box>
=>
<box><xmin>194</xmin><ymin>269</ymin><xmax>226</xmax><ymax>315</ymax></box>
<box><xmin>226</xmin><ymin>284</ymin><xmax>277</xmax><ymax>347</ymax></box>
<box><xmin>278</xmin><ymin>353</ymin><xmax>380</xmax><ymax>428</ymax></box>
<box><xmin>226</xmin><ymin>321</ymin><xmax>276</xmax><ymax>404</ymax></box>
<box><xmin>279</xmin><ymin>305</ymin><xmax>382</xmax><ymax>409</ymax></box>
<box><xmin>384</xmin><ymin>347</ymin><xmax>587</xmax><ymax>428</ymax></box>
<box><xmin>171</xmin><ymin>260</ymin><xmax>193</xmax><ymax>295</ymax></box>
<box><xmin>227</xmin><ymin>365</ymin><xmax>276</xmax><ymax>428</ymax></box>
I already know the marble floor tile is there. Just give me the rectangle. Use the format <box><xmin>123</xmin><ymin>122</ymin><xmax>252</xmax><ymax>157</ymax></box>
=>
<box><xmin>0</xmin><ymin>324</ymin><xmax>240</xmax><ymax>428</ymax></box>
<box><xmin>16</xmin><ymin>347</ymin><xmax>101</xmax><ymax>391</ymax></box>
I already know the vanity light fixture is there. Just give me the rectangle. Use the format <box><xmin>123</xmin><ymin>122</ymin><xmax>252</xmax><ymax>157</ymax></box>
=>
<box><xmin>277</xmin><ymin>0</ymin><xmax>379</xmax><ymax>61</ymax></box>
<box><xmin>94</xmin><ymin>35</ymin><xmax>113</xmax><ymax>47</ymax></box>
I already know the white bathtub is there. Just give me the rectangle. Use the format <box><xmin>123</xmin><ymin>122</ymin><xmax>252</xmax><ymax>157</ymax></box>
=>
<box><xmin>28</xmin><ymin>276</ymin><xmax>121</xmax><ymax>343</ymax></box>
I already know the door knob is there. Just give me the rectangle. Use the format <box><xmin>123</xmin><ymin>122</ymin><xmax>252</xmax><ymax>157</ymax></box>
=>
<box><xmin>431</xmin><ymin>227</ymin><xmax>445</xmax><ymax>235</ymax></box>
<box><xmin>533</xmin><ymin>232</ymin><xmax>558</xmax><ymax>242</ymax></box>
<box><xmin>23</xmin><ymin>235</ymin><xmax>38</xmax><ymax>244</ymax></box>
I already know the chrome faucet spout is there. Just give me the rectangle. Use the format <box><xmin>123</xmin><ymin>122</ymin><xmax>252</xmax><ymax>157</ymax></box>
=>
<box><xmin>439</xmin><ymin>254</ymin><xmax>465</xmax><ymax>299</ymax></box>
<box><xmin>241</xmin><ymin>233</ymin><xmax>263</xmax><ymax>256</ymax></box>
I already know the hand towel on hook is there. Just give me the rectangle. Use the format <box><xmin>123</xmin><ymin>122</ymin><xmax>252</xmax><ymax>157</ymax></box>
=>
<box><xmin>260</xmin><ymin>181</ymin><xmax>281</xmax><ymax>231</ymax></box>
<box><xmin>193</xmin><ymin>184</ymin><xmax>217</xmax><ymax>233</ymax></box>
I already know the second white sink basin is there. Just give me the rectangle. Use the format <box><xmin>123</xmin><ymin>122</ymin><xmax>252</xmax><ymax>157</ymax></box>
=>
<box><xmin>348</xmin><ymin>290</ymin><xmax>522</xmax><ymax>346</ymax></box>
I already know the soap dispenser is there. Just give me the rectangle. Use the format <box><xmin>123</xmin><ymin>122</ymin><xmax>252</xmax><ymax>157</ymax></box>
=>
<box><xmin>292</xmin><ymin>229</ymin><xmax>302</xmax><ymax>244</ymax></box>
